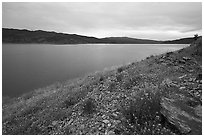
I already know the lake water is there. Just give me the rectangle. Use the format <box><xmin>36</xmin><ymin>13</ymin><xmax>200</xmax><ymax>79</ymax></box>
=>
<box><xmin>2</xmin><ymin>44</ymin><xmax>188</xmax><ymax>98</ymax></box>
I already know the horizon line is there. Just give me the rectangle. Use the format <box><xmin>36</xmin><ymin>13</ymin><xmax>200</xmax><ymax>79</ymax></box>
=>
<box><xmin>2</xmin><ymin>27</ymin><xmax>200</xmax><ymax>41</ymax></box>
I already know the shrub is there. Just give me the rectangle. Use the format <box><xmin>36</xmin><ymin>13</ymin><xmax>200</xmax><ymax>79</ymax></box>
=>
<box><xmin>108</xmin><ymin>82</ymin><xmax>116</xmax><ymax>92</ymax></box>
<box><xmin>63</xmin><ymin>97</ymin><xmax>78</xmax><ymax>108</ymax></box>
<box><xmin>82</xmin><ymin>98</ymin><xmax>96</xmax><ymax>115</ymax></box>
<box><xmin>22</xmin><ymin>106</ymin><xmax>42</xmax><ymax>117</ymax></box>
<box><xmin>64</xmin><ymin>126</ymin><xmax>72</xmax><ymax>135</ymax></box>
<box><xmin>123</xmin><ymin>78</ymin><xmax>133</xmax><ymax>90</ymax></box>
<box><xmin>64</xmin><ymin>86</ymin><xmax>91</xmax><ymax>108</ymax></box>
<box><xmin>27</xmin><ymin>123</ymin><xmax>42</xmax><ymax>135</ymax></box>
<box><xmin>21</xmin><ymin>91</ymin><xmax>35</xmax><ymax>100</ymax></box>
<box><xmin>146</xmin><ymin>55</ymin><xmax>154</xmax><ymax>60</ymax></box>
<box><xmin>194</xmin><ymin>34</ymin><xmax>198</xmax><ymax>41</ymax></box>
<box><xmin>117</xmin><ymin>67</ymin><xmax>123</xmax><ymax>73</ymax></box>
<box><xmin>52</xmin><ymin>109</ymin><xmax>70</xmax><ymax>121</ymax></box>
<box><xmin>166</xmin><ymin>51</ymin><xmax>173</xmax><ymax>56</ymax></box>
<box><xmin>99</xmin><ymin>76</ymin><xmax>104</xmax><ymax>82</ymax></box>
<box><xmin>123</xmin><ymin>76</ymin><xmax>141</xmax><ymax>90</ymax></box>
<box><xmin>120</xmin><ymin>89</ymin><xmax>163</xmax><ymax>134</ymax></box>
<box><xmin>116</xmin><ymin>74</ymin><xmax>123</xmax><ymax>82</ymax></box>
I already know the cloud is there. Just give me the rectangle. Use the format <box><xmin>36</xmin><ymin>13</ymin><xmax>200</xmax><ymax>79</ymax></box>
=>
<box><xmin>2</xmin><ymin>2</ymin><xmax>202</xmax><ymax>40</ymax></box>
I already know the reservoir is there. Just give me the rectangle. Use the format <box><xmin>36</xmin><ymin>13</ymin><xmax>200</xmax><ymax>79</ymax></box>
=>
<box><xmin>2</xmin><ymin>44</ymin><xmax>188</xmax><ymax>98</ymax></box>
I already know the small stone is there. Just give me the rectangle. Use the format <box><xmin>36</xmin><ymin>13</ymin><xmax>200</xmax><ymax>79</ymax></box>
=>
<box><xmin>115</xmin><ymin>120</ymin><xmax>121</xmax><ymax>123</ymax></box>
<box><xmin>179</xmin><ymin>123</ymin><xmax>191</xmax><ymax>134</ymax></box>
<box><xmin>81</xmin><ymin>124</ymin><xmax>85</xmax><ymax>129</ymax></box>
<box><xmin>161</xmin><ymin>78</ymin><xmax>172</xmax><ymax>87</ymax></box>
<box><xmin>52</xmin><ymin>121</ymin><xmax>57</xmax><ymax>126</ymax></box>
<box><xmin>145</xmin><ymin>92</ymin><xmax>149</xmax><ymax>96</ymax></box>
<box><xmin>47</xmin><ymin>125</ymin><xmax>53</xmax><ymax>131</ymax></box>
<box><xmin>107</xmin><ymin>130</ymin><xmax>115</xmax><ymax>135</ymax></box>
<box><xmin>189</xmin><ymin>78</ymin><xmax>194</xmax><ymax>82</ymax></box>
<box><xmin>183</xmin><ymin>57</ymin><xmax>191</xmax><ymax>61</ymax></box>
<box><xmin>111</xmin><ymin>113</ymin><xmax>118</xmax><ymax>119</ymax></box>
<box><xmin>199</xmin><ymin>80</ymin><xmax>202</xmax><ymax>83</ymax></box>
<box><xmin>162</xmin><ymin>56</ymin><xmax>166</xmax><ymax>59</ymax></box>
<box><xmin>162</xmin><ymin>62</ymin><xmax>167</xmax><ymax>65</ymax></box>
<box><xmin>179</xmin><ymin>87</ymin><xmax>186</xmax><ymax>90</ymax></box>
<box><xmin>108</xmin><ymin>123</ymin><xmax>111</xmax><ymax>127</ymax></box>
<box><xmin>68</xmin><ymin>119</ymin><xmax>73</xmax><ymax>125</ymax></box>
<box><xmin>194</xmin><ymin>105</ymin><xmax>202</xmax><ymax>117</ymax></box>
<box><xmin>178</xmin><ymin>74</ymin><xmax>187</xmax><ymax>79</ymax></box>
<box><xmin>159</xmin><ymin>59</ymin><xmax>165</xmax><ymax>62</ymax></box>
<box><xmin>189</xmin><ymin>70</ymin><xmax>194</xmax><ymax>73</ymax></box>
<box><xmin>179</xmin><ymin>60</ymin><xmax>186</xmax><ymax>64</ymax></box>
<box><xmin>103</xmin><ymin>120</ymin><xmax>109</xmax><ymax>124</ymax></box>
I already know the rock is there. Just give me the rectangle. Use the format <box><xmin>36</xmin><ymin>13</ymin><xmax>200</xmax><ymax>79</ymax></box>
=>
<box><xmin>68</xmin><ymin>119</ymin><xmax>73</xmax><ymax>125</ymax></box>
<box><xmin>160</xmin><ymin>97</ymin><xmax>190</xmax><ymax>134</ymax></box>
<box><xmin>102</xmin><ymin>115</ymin><xmax>106</xmax><ymax>118</ymax></box>
<box><xmin>179</xmin><ymin>87</ymin><xmax>186</xmax><ymax>90</ymax></box>
<box><xmin>161</xmin><ymin>78</ymin><xmax>172</xmax><ymax>87</ymax></box>
<box><xmin>179</xmin><ymin>60</ymin><xmax>186</xmax><ymax>64</ymax></box>
<box><xmin>115</xmin><ymin>120</ymin><xmax>121</xmax><ymax>124</ymax></box>
<box><xmin>194</xmin><ymin>105</ymin><xmax>202</xmax><ymax>117</ymax></box>
<box><xmin>81</xmin><ymin>124</ymin><xmax>85</xmax><ymax>129</ymax></box>
<box><xmin>111</xmin><ymin>113</ymin><xmax>119</xmax><ymax>119</ymax></box>
<box><xmin>98</xmin><ymin>126</ymin><xmax>103</xmax><ymax>130</ymax></box>
<box><xmin>178</xmin><ymin>74</ymin><xmax>187</xmax><ymax>79</ymax></box>
<box><xmin>103</xmin><ymin>120</ymin><xmax>109</xmax><ymax>124</ymax></box>
<box><xmin>178</xmin><ymin>123</ymin><xmax>191</xmax><ymax>134</ymax></box>
<box><xmin>167</xmin><ymin>62</ymin><xmax>174</xmax><ymax>66</ymax></box>
<box><xmin>180</xmin><ymin>66</ymin><xmax>185</xmax><ymax>69</ymax></box>
<box><xmin>189</xmin><ymin>70</ymin><xmax>194</xmax><ymax>73</ymax></box>
<box><xmin>52</xmin><ymin>121</ymin><xmax>57</xmax><ymax>126</ymax></box>
<box><xmin>107</xmin><ymin>130</ymin><xmax>115</xmax><ymax>135</ymax></box>
<box><xmin>159</xmin><ymin>59</ymin><xmax>165</xmax><ymax>62</ymax></box>
<box><xmin>47</xmin><ymin>125</ymin><xmax>53</xmax><ymax>131</ymax></box>
<box><xmin>160</xmin><ymin>96</ymin><xmax>202</xmax><ymax>134</ymax></box>
<box><xmin>188</xmin><ymin>78</ymin><xmax>194</xmax><ymax>82</ymax></box>
<box><xmin>183</xmin><ymin>57</ymin><xmax>191</xmax><ymax>61</ymax></box>
<box><xmin>161</xmin><ymin>55</ymin><xmax>166</xmax><ymax>59</ymax></box>
<box><xmin>161</xmin><ymin>62</ymin><xmax>167</xmax><ymax>65</ymax></box>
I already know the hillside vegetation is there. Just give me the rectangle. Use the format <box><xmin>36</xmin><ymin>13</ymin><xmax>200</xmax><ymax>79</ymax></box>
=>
<box><xmin>2</xmin><ymin>38</ymin><xmax>202</xmax><ymax>135</ymax></box>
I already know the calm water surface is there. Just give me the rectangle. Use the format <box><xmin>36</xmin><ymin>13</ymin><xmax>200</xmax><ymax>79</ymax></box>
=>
<box><xmin>2</xmin><ymin>44</ymin><xmax>188</xmax><ymax>97</ymax></box>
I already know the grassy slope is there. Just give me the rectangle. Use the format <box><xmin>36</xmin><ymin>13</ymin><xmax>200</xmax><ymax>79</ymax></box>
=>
<box><xmin>2</xmin><ymin>38</ymin><xmax>202</xmax><ymax>135</ymax></box>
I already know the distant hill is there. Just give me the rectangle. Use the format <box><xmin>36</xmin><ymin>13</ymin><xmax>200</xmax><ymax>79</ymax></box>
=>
<box><xmin>2</xmin><ymin>28</ymin><xmax>198</xmax><ymax>44</ymax></box>
<box><xmin>2</xmin><ymin>28</ymin><xmax>102</xmax><ymax>44</ymax></box>
<box><xmin>162</xmin><ymin>37</ymin><xmax>198</xmax><ymax>44</ymax></box>
<box><xmin>100</xmin><ymin>37</ymin><xmax>161</xmax><ymax>44</ymax></box>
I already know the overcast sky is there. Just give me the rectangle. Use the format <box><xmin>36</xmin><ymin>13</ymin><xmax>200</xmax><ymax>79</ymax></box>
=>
<box><xmin>2</xmin><ymin>2</ymin><xmax>202</xmax><ymax>40</ymax></box>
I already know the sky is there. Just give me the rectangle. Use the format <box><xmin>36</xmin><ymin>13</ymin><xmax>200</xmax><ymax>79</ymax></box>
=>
<box><xmin>2</xmin><ymin>2</ymin><xmax>202</xmax><ymax>40</ymax></box>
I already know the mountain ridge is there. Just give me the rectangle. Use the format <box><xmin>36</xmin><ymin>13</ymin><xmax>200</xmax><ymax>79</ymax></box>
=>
<box><xmin>2</xmin><ymin>28</ymin><xmax>198</xmax><ymax>44</ymax></box>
